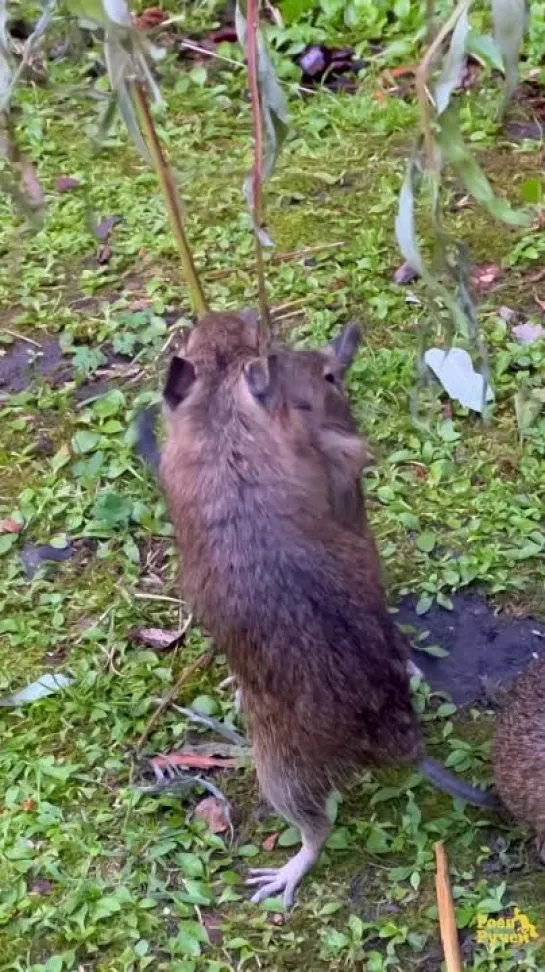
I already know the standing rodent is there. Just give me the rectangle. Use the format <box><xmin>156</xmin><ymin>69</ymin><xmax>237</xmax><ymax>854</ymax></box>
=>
<box><xmin>493</xmin><ymin>652</ymin><xmax>545</xmax><ymax>858</ymax></box>
<box><xmin>157</xmin><ymin>311</ymin><xmax>497</xmax><ymax>907</ymax></box>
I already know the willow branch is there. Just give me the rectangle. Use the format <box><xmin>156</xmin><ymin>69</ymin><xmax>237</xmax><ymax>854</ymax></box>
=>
<box><xmin>246</xmin><ymin>0</ymin><xmax>271</xmax><ymax>350</ymax></box>
<box><xmin>131</xmin><ymin>81</ymin><xmax>208</xmax><ymax>318</ymax></box>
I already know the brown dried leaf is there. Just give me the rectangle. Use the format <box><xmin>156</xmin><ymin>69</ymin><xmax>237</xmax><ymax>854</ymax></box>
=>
<box><xmin>472</xmin><ymin>263</ymin><xmax>501</xmax><ymax>292</ymax></box>
<box><xmin>97</xmin><ymin>245</ymin><xmax>112</xmax><ymax>265</ymax></box>
<box><xmin>94</xmin><ymin>215</ymin><xmax>122</xmax><ymax>242</ymax></box>
<box><xmin>194</xmin><ymin>795</ymin><xmax>231</xmax><ymax>833</ymax></box>
<box><xmin>151</xmin><ymin>752</ymin><xmax>238</xmax><ymax>771</ymax></box>
<box><xmin>56</xmin><ymin>176</ymin><xmax>80</xmax><ymax>192</ymax></box>
<box><xmin>129</xmin><ymin>627</ymin><xmax>181</xmax><ymax>652</ymax></box>
<box><xmin>393</xmin><ymin>261</ymin><xmax>418</xmax><ymax>285</ymax></box>
<box><xmin>262</xmin><ymin>832</ymin><xmax>279</xmax><ymax>852</ymax></box>
<box><xmin>21</xmin><ymin>160</ymin><xmax>45</xmax><ymax>207</ymax></box>
<box><xmin>0</xmin><ymin>519</ymin><xmax>22</xmax><ymax>533</ymax></box>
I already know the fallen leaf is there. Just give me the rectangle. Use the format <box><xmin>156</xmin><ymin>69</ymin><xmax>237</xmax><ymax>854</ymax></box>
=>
<box><xmin>0</xmin><ymin>519</ymin><xmax>22</xmax><ymax>533</ymax></box>
<box><xmin>194</xmin><ymin>796</ymin><xmax>231</xmax><ymax>834</ymax></box>
<box><xmin>0</xmin><ymin>672</ymin><xmax>74</xmax><ymax>707</ymax></box>
<box><xmin>129</xmin><ymin>627</ymin><xmax>182</xmax><ymax>651</ymax></box>
<box><xmin>498</xmin><ymin>305</ymin><xmax>517</xmax><ymax>322</ymax></box>
<box><xmin>512</xmin><ymin>322</ymin><xmax>545</xmax><ymax>345</ymax></box>
<box><xmin>29</xmin><ymin>878</ymin><xmax>53</xmax><ymax>895</ymax></box>
<box><xmin>21</xmin><ymin>799</ymin><xmax>36</xmax><ymax>811</ymax></box>
<box><xmin>127</xmin><ymin>297</ymin><xmax>153</xmax><ymax>312</ymax></box>
<box><xmin>134</xmin><ymin>6</ymin><xmax>167</xmax><ymax>29</ymax></box>
<box><xmin>151</xmin><ymin>752</ymin><xmax>238</xmax><ymax>771</ymax></box>
<box><xmin>393</xmin><ymin>261</ymin><xmax>418</xmax><ymax>285</ymax></box>
<box><xmin>424</xmin><ymin>347</ymin><xmax>494</xmax><ymax>413</ymax></box>
<box><xmin>262</xmin><ymin>832</ymin><xmax>279</xmax><ymax>852</ymax></box>
<box><xmin>21</xmin><ymin>160</ymin><xmax>45</xmax><ymax>206</ymax></box>
<box><xmin>472</xmin><ymin>263</ymin><xmax>501</xmax><ymax>291</ymax></box>
<box><xmin>94</xmin><ymin>215</ymin><xmax>122</xmax><ymax>242</ymax></box>
<box><xmin>97</xmin><ymin>245</ymin><xmax>112</xmax><ymax>265</ymax></box>
<box><xmin>56</xmin><ymin>176</ymin><xmax>80</xmax><ymax>192</ymax></box>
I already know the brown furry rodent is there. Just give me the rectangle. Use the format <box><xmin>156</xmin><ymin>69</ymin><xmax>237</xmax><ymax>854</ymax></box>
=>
<box><xmin>159</xmin><ymin>311</ymin><xmax>498</xmax><ymax>906</ymax></box>
<box><xmin>493</xmin><ymin>652</ymin><xmax>545</xmax><ymax>857</ymax></box>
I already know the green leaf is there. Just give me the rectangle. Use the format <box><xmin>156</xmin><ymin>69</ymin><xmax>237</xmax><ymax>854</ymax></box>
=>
<box><xmin>437</xmin><ymin>107</ymin><xmax>530</xmax><ymax>227</ymax></box>
<box><xmin>92</xmin><ymin>491</ymin><xmax>132</xmax><ymax>525</ymax></box>
<box><xmin>414</xmin><ymin>642</ymin><xmax>450</xmax><ymax>658</ymax></box>
<box><xmin>278</xmin><ymin>826</ymin><xmax>300</xmax><ymax>847</ymax></box>
<box><xmin>0</xmin><ymin>533</ymin><xmax>17</xmax><ymax>555</ymax></box>
<box><xmin>514</xmin><ymin>385</ymin><xmax>545</xmax><ymax>436</ymax></box>
<box><xmin>491</xmin><ymin>0</ymin><xmax>529</xmax><ymax>116</ymax></box>
<box><xmin>189</xmin><ymin>66</ymin><xmax>207</xmax><ymax>87</ymax></box>
<box><xmin>190</xmin><ymin>694</ymin><xmax>219</xmax><ymax>716</ymax></box>
<box><xmin>71</xmin><ymin>430</ymin><xmax>101</xmax><ymax>454</ymax></box>
<box><xmin>366</xmin><ymin>825</ymin><xmax>390</xmax><ymax>853</ymax></box>
<box><xmin>281</xmin><ymin>0</ymin><xmax>315</xmax><ymax>24</ymax></box>
<box><xmin>434</xmin><ymin>3</ymin><xmax>470</xmax><ymax>117</ymax></box>
<box><xmin>235</xmin><ymin>2</ymin><xmax>289</xmax><ymax>245</ymax></box>
<box><xmin>93</xmin><ymin>894</ymin><xmax>123</xmax><ymax>921</ymax></box>
<box><xmin>415</xmin><ymin>593</ymin><xmax>433</xmax><ymax>616</ymax></box>
<box><xmin>466</xmin><ymin>31</ymin><xmax>504</xmax><ymax>71</ymax></box>
<box><xmin>177</xmin><ymin>853</ymin><xmax>205</xmax><ymax>878</ymax></box>
<box><xmin>521</xmin><ymin>178</ymin><xmax>542</xmax><ymax>205</ymax></box>
<box><xmin>416</xmin><ymin>531</ymin><xmax>436</xmax><ymax>553</ymax></box>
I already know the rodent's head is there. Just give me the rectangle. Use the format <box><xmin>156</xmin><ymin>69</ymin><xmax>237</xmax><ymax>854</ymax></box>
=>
<box><xmin>162</xmin><ymin>312</ymin><xmax>368</xmax><ymax>504</ymax></box>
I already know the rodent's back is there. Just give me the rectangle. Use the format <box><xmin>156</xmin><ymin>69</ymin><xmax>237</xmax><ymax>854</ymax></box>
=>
<box><xmin>160</xmin><ymin>391</ymin><xmax>422</xmax><ymax>779</ymax></box>
<box><xmin>493</xmin><ymin>653</ymin><xmax>545</xmax><ymax>838</ymax></box>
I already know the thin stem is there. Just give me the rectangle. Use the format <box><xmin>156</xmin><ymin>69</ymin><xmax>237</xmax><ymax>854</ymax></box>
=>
<box><xmin>415</xmin><ymin>0</ymin><xmax>469</xmax><ymax>175</ymax></box>
<box><xmin>434</xmin><ymin>842</ymin><xmax>463</xmax><ymax>972</ymax></box>
<box><xmin>131</xmin><ymin>81</ymin><xmax>208</xmax><ymax>318</ymax></box>
<box><xmin>246</xmin><ymin>0</ymin><xmax>271</xmax><ymax>351</ymax></box>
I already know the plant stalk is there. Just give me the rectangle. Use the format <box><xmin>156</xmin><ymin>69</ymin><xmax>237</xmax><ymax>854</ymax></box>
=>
<box><xmin>246</xmin><ymin>0</ymin><xmax>271</xmax><ymax>351</ymax></box>
<box><xmin>131</xmin><ymin>81</ymin><xmax>207</xmax><ymax>318</ymax></box>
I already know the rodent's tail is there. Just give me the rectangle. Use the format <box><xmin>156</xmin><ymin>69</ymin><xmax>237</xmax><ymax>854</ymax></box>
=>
<box><xmin>418</xmin><ymin>756</ymin><xmax>501</xmax><ymax>809</ymax></box>
<box><xmin>135</xmin><ymin>405</ymin><xmax>161</xmax><ymax>475</ymax></box>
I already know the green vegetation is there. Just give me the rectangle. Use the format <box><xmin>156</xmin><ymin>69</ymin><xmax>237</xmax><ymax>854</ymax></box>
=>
<box><xmin>1</xmin><ymin>1</ymin><xmax>545</xmax><ymax>969</ymax></box>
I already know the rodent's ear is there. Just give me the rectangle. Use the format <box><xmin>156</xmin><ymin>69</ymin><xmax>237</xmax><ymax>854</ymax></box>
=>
<box><xmin>243</xmin><ymin>354</ymin><xmax>279</xmax><ymax>406</ymax></box>
<box><xmin>324</xmin><ymin>323</ymin><xmax>361</xmax><ymax>382</ymax></box>
<box><xmin>163</xmin><ymin>356</ymin><xmax>196</xmax><ymax>410</ymax></box>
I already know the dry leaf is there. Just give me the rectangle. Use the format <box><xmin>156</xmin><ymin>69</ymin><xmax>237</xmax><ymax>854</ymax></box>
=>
<box><xmin>498</xmin><ymin>305</ymin><xmax>517</xmax><ymax>323</ymax></box>
<box><xmin>151</xmin><ymin>752</ymin><xmax>238</xmax><ymax>771</ymax></box>
<box><xmin>97</xmin><ymin>245</ymin><xmax>112</xmax><ymax>265</ymax></box>
<box><xmin>262</xmin><ymin>832</ymin><xmax>279</xmax><ymax>852</ymax></box>
<box><xmin>472</xmin><ymin>263</ymin><xmax>501</xmax><ymax>292</ymax></box>
<box><xmin>56</xmin><ymin>176</ymin><xmax>80</xmax><ymax>192</ymax></box>
<box><xmin>512</xmin><ymin>322</ymin><xmax>545</xmax><ymax>345</ymax></box>
<box><xmin>0</xmin><ymin>519</ymin><xmax>22</xmax><ymax>533</ymax></box>
<box><xmin>21</xmin><ymin>160</ymin><xmax>45</xmax><ymax>206</ymax></box>
<box><xmin>129</xmin><ymin>627</ymin><xmax>182</xmax><ymax>651</ymax></box>
<box><xmin>393</xmin><ymin>261</ymin><xmax>418</xmax><ymax>285</ymax></box>
<box><xmin>194</xmin><ymin>795</ymin><xmax>230</xmax><ymax>833</ymax></box>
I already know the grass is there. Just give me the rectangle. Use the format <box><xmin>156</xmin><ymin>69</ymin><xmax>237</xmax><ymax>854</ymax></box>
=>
<box><xmin>2</xmin><ymin>3</ymin><xmax>545</xmax><ymax>969</ymax></box>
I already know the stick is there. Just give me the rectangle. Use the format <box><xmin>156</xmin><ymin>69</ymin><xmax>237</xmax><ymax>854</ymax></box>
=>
<box><xmin>246</xmin><ymin>0</ymin><xmax>271</xmax><ymax>351</ymax></box>
<box><xmin>434</xmin><ymin>841</ymin><xmax>464</xmax><ymax>972</ymax></box>
<box><xmin>136</xmin><ymin>650</ymin><xmax>214</xmax><ymax>753</ymax></box>
<box><xmin>415</xmin><ymin>0</ymin><xmax>470</xmax><ymax>175</ymax></box>
<box><xmin>131</xmin><ymin>82</ymin><xmax>208</xmax><ymax>318</ymax></box>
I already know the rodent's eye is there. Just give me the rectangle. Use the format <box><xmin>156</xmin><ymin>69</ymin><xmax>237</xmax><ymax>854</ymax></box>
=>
<box><xmin>324</xmin><ymin>372</ymin><xmax>336</xmax><ymax>384</ymax></box>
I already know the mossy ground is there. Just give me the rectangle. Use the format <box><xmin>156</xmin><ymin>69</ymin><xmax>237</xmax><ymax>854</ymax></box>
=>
<box><xmin>2</xmin><ymin>5</ymin><xmax>545</xmax><ymax>970</ymax></box>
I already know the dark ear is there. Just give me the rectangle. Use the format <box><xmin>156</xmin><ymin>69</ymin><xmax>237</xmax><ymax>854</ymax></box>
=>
<box><xmin>243</xmin><ymin>354</ymin><xmax>279</xmax><ymax>405</ymax></box>
<box><xmin>324</xmin><ymin>323</ymin><xmax>362</xmax><ymax>382</ymax></box>
<box><xmin>163</xmin><ymin>357</ymin><xmax>196</xmax><ymax>410</ymax></box>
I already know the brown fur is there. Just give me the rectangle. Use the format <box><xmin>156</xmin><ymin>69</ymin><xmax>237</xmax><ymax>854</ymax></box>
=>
<box><xmin>159</xmin><ymin>311</ymin><xmax>494</xmax><ymax>903</ymax></box>
<box><xmin>493</xmin><ymin>652</ymin><xmax>545</xmax><ymax>852</ymax></box>
<box><xmin>160</xmin><ymin>313</ymin><xmax>421</xmax><ymax>785</ymax></box>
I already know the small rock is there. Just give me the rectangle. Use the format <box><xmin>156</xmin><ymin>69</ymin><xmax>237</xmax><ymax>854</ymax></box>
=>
<box><xmin>512</xmin><ymin>322</ymin><xmax>545</xmax><ymax>345</ymax></box>
<box><xmin>499</xmin><ymin>305</ymin><xmax>517</xmax><ymax>323</ymax></box>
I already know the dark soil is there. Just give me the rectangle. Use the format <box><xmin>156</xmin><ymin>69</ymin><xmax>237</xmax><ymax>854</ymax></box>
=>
<box><xmin>397</xmin><ymin>592</ymin><xmax>545</xmax><ymax>705</ymax></box>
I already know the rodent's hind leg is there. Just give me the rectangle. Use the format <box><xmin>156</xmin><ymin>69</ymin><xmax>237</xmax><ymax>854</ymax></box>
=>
<box><xmin>247</xmin><ymin>831</ymin><xmax>326</xmax><ymax>907</ymax></box>
<box><xmin>248</xmin><ymin>753</ymin><xmax>331</xmax><ymax>907</ymax></box>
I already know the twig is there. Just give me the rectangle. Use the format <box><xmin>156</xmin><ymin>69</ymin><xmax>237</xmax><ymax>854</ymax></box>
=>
<box><xmin>136</xmin><ymin>650</ymin><xmax>214</xmax><ymax>753</ymax></box>
<box><xmin>0</xmin><ymin>329</ymin><xmax>41</xmax><ymax>347</ymax></box>
<box><xmin>131</xmin><ymin>81</ymin><xmax>208</xmax><ymax>318</ymax></box>
<box><xmin>203</xmin><ymin>241</ymin><xmax>346</xmax><ymax>281</ymax></box>
<box><xmin>246</xmin><ymin>0</ymin><xmax>271</xmax><ymax>350</ymax></box>
<box><xmin>415</xmin><ymin>0</ymin><xmax>469</xmax><ymax>174</ymax></box>
<box><xmin>435</xmin><ymin>842</ymin><xmax>463</xmax><ymax>972</ymax></box>
<box><xmin>133</xmin><ymin>591</ymin><xmax>183</xmax><ymax>604</ymax></box>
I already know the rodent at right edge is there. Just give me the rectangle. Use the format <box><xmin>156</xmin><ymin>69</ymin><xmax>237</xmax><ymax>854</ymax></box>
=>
<box><xmin>156</xmin><ymin>311</ymin><xmax>499</xmax><ymax>909</ymax></box>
